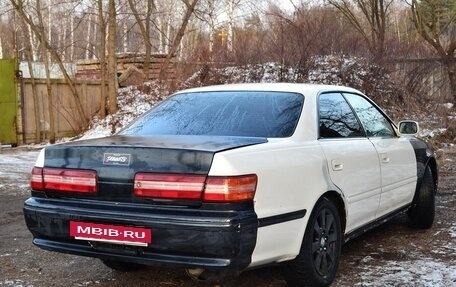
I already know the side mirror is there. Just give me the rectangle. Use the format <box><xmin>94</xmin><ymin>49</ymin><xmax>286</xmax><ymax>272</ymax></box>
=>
<box><xmin>398</xmin><ymin>121</ymin><xmax>419</xmax><ymax>135</ymax></box>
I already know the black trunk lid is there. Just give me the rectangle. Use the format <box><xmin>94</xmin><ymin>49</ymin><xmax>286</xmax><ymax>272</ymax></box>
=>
<box><xmin>42</xmin><ymin>135</ymin><xmax>266</xmax><ymax>204</ymax></box>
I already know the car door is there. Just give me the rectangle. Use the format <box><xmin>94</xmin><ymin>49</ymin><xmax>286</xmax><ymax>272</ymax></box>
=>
<box><xmin>343</xmin><ymin>93</ymin><xmax>417</xmax><ymax>217</ymax></box>
<box><xmin>318</xmin><ymin>93</ymin><xmax>382</xmax><ymax>233</ymax></box>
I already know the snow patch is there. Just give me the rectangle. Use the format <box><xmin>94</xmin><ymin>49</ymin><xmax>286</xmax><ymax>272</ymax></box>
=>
<box><xmin>77</xmin><ymin>81</ymin><xmax>165</xmax><ymax>140</ymax></box>
<box><xmin>0</xmin><ymin>151</ymin><xmax>40</xmax><ymax>196</ymax></box>
<box><xmin>357</xmin><ymin>259</ymin><xmax>456</xmax><ymax>287</ymax></box>
<box><xmin>450</xmin><ymin>224</ymin><xmax>456</xmax><ymax>239</ymax></box>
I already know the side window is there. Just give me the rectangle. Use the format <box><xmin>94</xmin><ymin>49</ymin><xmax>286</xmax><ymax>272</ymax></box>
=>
<box><xmin>318</xmin><ymin>93</ymin><xmax>364</xmax><ymax>138</ymax></box>
<box><xmin>343</xmin><ymin>93</ymin><xmax>396</xmax><ymax>138</ymax></box>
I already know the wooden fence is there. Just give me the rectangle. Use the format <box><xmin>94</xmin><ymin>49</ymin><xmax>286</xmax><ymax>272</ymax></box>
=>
<box><xmin>20</xmin><ymin>78</ymin><xmax>102</xmax><ymax>144</ymax></box>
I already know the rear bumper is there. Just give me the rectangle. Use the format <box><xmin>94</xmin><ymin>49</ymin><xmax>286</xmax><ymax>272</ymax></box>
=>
<box><xmin>23</xmin><ymin>197</ymin><xmax>258</xmax><ymax>270</ymax></box>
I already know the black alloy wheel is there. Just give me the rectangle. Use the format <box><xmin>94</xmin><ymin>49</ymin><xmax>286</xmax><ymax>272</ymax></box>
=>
<box><xmin>283</xmin><ymin>197</ymin><xmax>342</xmax><ymax>287</ymax></box>
<box><xmin>311</xmin><ymin>206</ymin><xmax>339</xmax><ymax>277</ymax></box>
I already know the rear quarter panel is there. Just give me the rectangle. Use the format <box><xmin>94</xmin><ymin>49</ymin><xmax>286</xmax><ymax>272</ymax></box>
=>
<box><xmin>209</xmin><ymin>139</ymin><xmax>334</xmax><ymax>267</ymax></box>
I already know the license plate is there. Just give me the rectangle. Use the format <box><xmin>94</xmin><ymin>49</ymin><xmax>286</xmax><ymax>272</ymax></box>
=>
<box><xmin>70</xmin><ymin>221</ymin><xmax>152</xmax><ymax>247</ymax></box>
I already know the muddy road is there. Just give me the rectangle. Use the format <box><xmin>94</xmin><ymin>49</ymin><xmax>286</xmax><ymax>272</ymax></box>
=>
<box><xmin>1</xmin><ymin>147</ymin><xmax>455</xmax><ymax>287</ymax></box>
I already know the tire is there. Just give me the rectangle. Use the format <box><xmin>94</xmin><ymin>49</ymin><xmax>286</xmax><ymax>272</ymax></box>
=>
<box><xmin>282</xmin><ymin>198</ymin><xmax>342</xmax><ymax>287</ymax></box>
<box><xmin>408</xmin><ymin>166</ymin><xmax>435</xmax><ymax>229</ymax></box>
<box><xmin>101</xmin><ymin>259</ymin><xmax>145</xmax><ymax>272</ymax></box>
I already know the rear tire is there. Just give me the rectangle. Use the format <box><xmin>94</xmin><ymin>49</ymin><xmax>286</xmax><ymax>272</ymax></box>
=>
<box><xmin>282</xmin><ymin>198</ymin><xmax>342</xmax><ymax>287</ymax></box>
<box><xmin>408</xmin><ymin>166</ymin><xmax>435</xmax><ymax>229</ymax></box>
<box><xmin>101</xmin><ymin>259</ymin><xmax>145</xmax><ymax>272</ymax></box>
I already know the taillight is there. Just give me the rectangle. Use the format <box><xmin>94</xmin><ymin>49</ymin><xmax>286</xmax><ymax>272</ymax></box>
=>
<box><xmin>203</xmin><ymin>175</ymin><xmax>257</xmax><ymax>202</ymax></box>
<box><xmin>43</xmin><ymin>168</ymin><xmax>98</xmax><ymax>193</ymax></box>
<box><xmin>134</xmin><ymin>173</ymin><xmax>206</xmax><ymax>200</ymax></box>
<box><xmin>31</xmin><ymin>167</ymin><xmax>44</xmax><ymax>190</ymax></box>
<box><xmin>134</xmin><ymin>173</ymin><xmax>257</xmax><ymax>202</ymax></box>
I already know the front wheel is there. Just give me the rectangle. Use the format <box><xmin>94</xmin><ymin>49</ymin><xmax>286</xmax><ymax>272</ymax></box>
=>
<box><xmin>408</xmin><ymin>166</ymin><xmax>435</xmax><ymax>229</ymax></box>
<box><xmin>282</xmin><ymin>198</ymin><xmax>342</xmax><ymax>287</ymax></box>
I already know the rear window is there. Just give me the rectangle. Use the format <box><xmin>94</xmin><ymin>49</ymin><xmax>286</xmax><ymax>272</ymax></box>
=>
<box><xmin>120</xmin><ymin>91</ymin><xmax>304</xmax><ymax>138</ymax></box>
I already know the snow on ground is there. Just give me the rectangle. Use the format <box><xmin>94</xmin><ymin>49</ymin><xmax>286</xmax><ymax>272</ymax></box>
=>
<box><xmin>0</xmin><ymin>150</ymin><xmax>40</xmax><ymax>196</ymax></box>
<box><xmin>62</xmin><ymin>55</ymin><xmax>452</xmax><ymax>144</ymax></box>
<box><xmin>1</xmin><ymin>147</ymin><xmax>456</xmax><ymax>286</ymax></box>
<box><xmin>356</xmin><ymin>259</ymin><xmax>456</xmax><ymax>287</ymax></box>
<box><xmin>450</xmin><ymin>223</ymin><xmax>456</xmax><ymax>239</ymax></box>
<box><xmin>78</xmin><ymin>81</ymin><xmax>165</xmax><ymax>140</ymax></box>
<box><xmin>1</xmin><ymin>57</ymin><xmax>454</xmax><ymax>286</ymax></box>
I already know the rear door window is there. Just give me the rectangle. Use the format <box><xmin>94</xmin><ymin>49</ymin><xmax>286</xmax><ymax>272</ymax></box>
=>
<box><xmin>121</xmin><ymin>91</ymin><xmax>304</xmax><ymax>138</ymax></box>
<box><xmin>318</xmin><ymin>93</ymin><xmax>364</xmax><ymax>138</ymax></box>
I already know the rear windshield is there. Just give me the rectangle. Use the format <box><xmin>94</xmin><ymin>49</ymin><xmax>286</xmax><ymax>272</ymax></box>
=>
<box><xmin>120</xmin><ymin>91</ymin><xmax>304</xmax><ymax>138</ymax></box>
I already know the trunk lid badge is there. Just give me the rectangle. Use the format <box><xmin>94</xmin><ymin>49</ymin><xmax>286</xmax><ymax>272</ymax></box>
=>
<box><xmin>103</xmin><ymin>153</ymin><xmax>132</xmax><ymax>166</ymax></box>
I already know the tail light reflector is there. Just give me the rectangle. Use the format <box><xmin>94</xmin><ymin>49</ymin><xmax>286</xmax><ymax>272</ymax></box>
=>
<box><xmin>31</xmin><ymin>167</ymin><xmax>44</xmax><ymax>190</ymax></box>
<box><xmin>134</xmin><ymin>173</ymin><xmax>206</xmax><ymax>200</ymax></box>
<box><xmin>43</xmin><ymin>168</ymin><xmax>98</xmax><ymax>193</ymax></box>
<box><xmin>203</xmin><ymin>175</ymin><xmax>257</xmax><ymax>202</ymax></box>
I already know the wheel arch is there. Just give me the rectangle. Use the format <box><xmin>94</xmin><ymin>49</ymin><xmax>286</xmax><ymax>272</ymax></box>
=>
<box><xmin>321</xmin><ymin>191</ymin><xmax>347</xmax><ymax>235</ymax></box>
<box><xmin>407</xmin><ymin>137</ymin><xmax>438</xmax><ymax>194</ymax></box>
<box><xmin>426</xmin><ymin>157</ymin><xmax>438</xmax><ymax>192</ymax></box>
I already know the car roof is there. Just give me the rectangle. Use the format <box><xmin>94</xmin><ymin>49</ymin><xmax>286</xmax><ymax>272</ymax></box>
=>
<box><xmin>176</xmin><ymin>83</ymin><xmax>363</xmax><ymax>97</ymax></box>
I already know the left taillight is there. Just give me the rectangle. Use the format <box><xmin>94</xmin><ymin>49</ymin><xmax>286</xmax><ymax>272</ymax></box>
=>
<box><xmin>31</xmin><ymin>167</ymin><xmax>98</xmax><ymax>194</ymax></box>
<box><xmin>31</xmin><ymin>167</ymin><xmax>44</xmax><ymax>190</ymax></box>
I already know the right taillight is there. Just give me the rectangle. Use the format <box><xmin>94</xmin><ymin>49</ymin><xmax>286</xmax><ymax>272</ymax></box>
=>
<box><xmin>133</xmin><ymin>173</ymin><xmax>257</xmax><ymax>203</ymax></box>
<box><xmin>203</xmin><ymin>175</ymin><xmax>257</xmax><ymax>202</ymax></box>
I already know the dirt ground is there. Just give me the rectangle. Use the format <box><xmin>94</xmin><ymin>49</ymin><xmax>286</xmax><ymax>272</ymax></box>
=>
<box><xmin>0</xmin><ymin>146</ymin><xmax>455</xmax><ymax>287</ymax></box>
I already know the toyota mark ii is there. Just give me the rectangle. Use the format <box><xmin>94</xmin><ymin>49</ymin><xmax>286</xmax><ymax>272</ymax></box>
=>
<box><xmin>24</xmin><ymin>83</ymin><xmax>437</xmax><ymax>286</ymax></box>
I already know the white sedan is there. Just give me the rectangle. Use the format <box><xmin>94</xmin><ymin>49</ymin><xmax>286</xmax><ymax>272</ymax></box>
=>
<box><xmin>24</xmin><ymin>83</ymin><xmax>437</xmax><ymax>286</ymax></box>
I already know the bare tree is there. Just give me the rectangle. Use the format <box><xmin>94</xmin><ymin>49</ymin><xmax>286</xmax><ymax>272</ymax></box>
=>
<box><xmin>159</xmin><ymin>0</ymin><xmax>199</xmax><ymax>79</ymax></box>
<box><xmin>227</xmin><ymin>0</ymin><xmax>234</xmax><ymax>52</ymax></box>
<box><xmin>410</xmin><ymin>0</ymin><xmax>456</xmax><ymax>105</ymax></box>
<box><xmin>128</xmin><ymin>0</ymin><xmax>155</xmax><ymax>78</ymax></box>
<box><xmin>326</xmin><ymin>0</ymin><xmax>394</xmax><ymax>61</ymax></box>
<box><xmin>19</xmin><ymin>13</ymin><xmax>41</xmax><ymax>142</ymax></box>
<box><xmin>96</xmin><ymin>0</ymin><xmax>107</xmax><ymax>118</ymax></box>
<box><xmin>107</xmin><ymin>0</ymin><xmax>117</xmax><ymax>114</ymax></box>
<box><xmin>10</xmin><ymin>0</ymin><xmax>88</xmax><ymax>129</ymax></box>
<box><xmin>36</xmin><ymin>0</ymin><xmax>56</xmax><ymax>143</ymax></box>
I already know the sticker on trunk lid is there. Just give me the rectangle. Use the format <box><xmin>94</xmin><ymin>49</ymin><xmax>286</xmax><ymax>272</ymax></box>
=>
<box><xmin>103</xmin><ymin>153</ymin><xmax>131</xmax><ymax>166</ymax></box>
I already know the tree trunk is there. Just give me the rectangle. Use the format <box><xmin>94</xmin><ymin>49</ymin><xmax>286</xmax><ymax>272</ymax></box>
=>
<box><xmin>128</xmin><ymin>0</ymin><xmax>154</xmax><ymax>80</ymax></box>
<box><xmin>20</xmin><ymin>16</ymin><xmax>41</xmax><ymax>143</ymax></box>
<box><xmin>159</xmin><ymin>0</ymin><xmax>199</xmax><ymax>80</ymax></box>
<box><xmin>327</xmin><ymin>0</ymin><xmax>390</xmax><ymax>61</ymax></box>
<box><xmin>444</xmin><ymin>59</ymin><xmax>456</xmax><ymax>106</ymax></box>
<box><xmin>410</xmin><ymin>0</ymin><xmax>456</xmax><ymax>105</ymax></box>
<box><xmin>85</xmin><ymin>13</ymin><xmax>92</xmax><ymax>60</ymax></box>
<box><xmin>61</xmin><ymin>17</ymin><xmax>67</xmax><ymax>61</ymax></box>
<box><xmin>0</xmin><ymin>30</ymin><xmax>3</xmax><ymax>58</ymax></box>
<box><xmin>97</xmin><ymin>0</ymin><xmax>107</xmax><ymax>118</ymax></box>
<box><xmin>37</xmin><ymin>0</ymin><xmax>56</xmax><ymax>143</ymax></box>
<box><xmin>227</xmin><ymin>0</ymin><xmax>233</xmax><ymax>52</ymax></box>
<box><xmin>208</xmin><ymin>0</ymin><xmax>215</xmax><ymax>53</ymax></box>
<box><xmin>107</xmin><ymin>0</ymin><xmax>117</xmax><ymax>115</ymax></box>
<box><xmin>70</xmin><ymin>14</ymin><xmax>74</xmax><ymax>61</ymax></box>
<box><xmin>11</xmin><ymin>0</ymin><xmax>89</xmax><ymax>129</ymax></box>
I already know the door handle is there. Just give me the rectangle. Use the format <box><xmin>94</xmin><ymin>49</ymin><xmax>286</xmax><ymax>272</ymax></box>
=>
<box><xmin>332</xmin><ymin>160</ymin><xmax>344</xmax><ymax>171</ymax></box>
<box><xmin>381</xmin><ymin>153</ymin><xmax>390</xmax><ymax>163</ymax></box>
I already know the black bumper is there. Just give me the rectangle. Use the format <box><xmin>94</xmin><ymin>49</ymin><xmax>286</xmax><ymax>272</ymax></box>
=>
<box><xmin>23</xmin><ymin>197</ymin><xmax>258</xmax><ymax>270</ymax></box>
